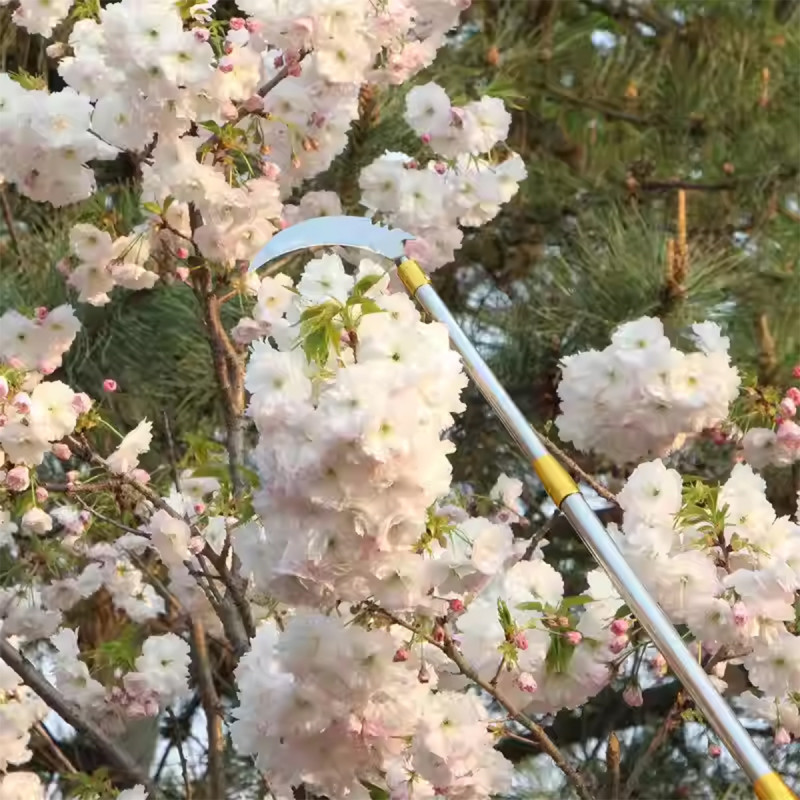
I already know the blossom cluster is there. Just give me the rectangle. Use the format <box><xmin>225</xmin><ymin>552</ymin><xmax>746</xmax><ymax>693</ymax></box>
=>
<box><xmin>232</xmin><ymin>613</ymin><xmax>513</xmax><ymax>800</ymax></box>
<box><xmin>228</xmin><ymin>255</ymin><xmax>629</xmax><ymax>795</ymax></box>
<box><xmin>556</xmin><ymin>317</ymin><xmax>741</xmax><ymax>463</ymax></box>
<box><xmin>611</xmin><ymin>459</ymin><xmax>800</xmax><ymax>741</ymax></box>
<box><xmin>360</xmin><ymin>83</ymin><xmax>527</xmax><ymax>271</ymax></box>
<box><xmin>741</xmin><ymin>380</ymin><xmax>800</xmax><ymax>470</ymax></box>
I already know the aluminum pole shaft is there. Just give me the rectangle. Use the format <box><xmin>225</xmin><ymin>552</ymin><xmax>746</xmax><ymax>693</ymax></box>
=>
<box><xmin>396</xmin><ymin>259</ymin><xmax>796</xmax><ymax>800</ymax></box>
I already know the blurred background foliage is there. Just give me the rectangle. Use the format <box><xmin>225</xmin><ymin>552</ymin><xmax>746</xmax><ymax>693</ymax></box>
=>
<box><xmin>1</xmin><ymin>0</ymin><xmax>800</xmax><ymax>798</ymax></box>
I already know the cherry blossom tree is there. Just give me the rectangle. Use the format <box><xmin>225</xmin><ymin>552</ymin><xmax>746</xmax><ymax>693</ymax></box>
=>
<box><xmin>0</xmin><ymin>1</ymin><xmax>798</xmax><ymax>799</ymax></box>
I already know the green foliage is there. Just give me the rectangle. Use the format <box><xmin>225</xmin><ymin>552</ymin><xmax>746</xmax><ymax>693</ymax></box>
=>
<box><xmin>63</xmin><ymin>768</ymin><xmax>118</xmax><ymax>799</ymax></box>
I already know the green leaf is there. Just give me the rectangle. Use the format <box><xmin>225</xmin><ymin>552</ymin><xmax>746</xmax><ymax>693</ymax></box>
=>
<box><xmin>303</xmin><ymin>325</ymin><xmax>332</xmax><ymax>367</ymax></box>
<box><xmin>142</xmin><ymin>202</ymin><xmax>162</xmax><ymax>216</ymax></box>
<box><xmin>9</xmin><ymin>70</ymin><xmax>47</xmax><ymax>91</ymax></box>
<box><xmin>558</xmin><ymin>594</ymin><xmax>594</xmax><ymax>611</ymax></box>
<box><xmin>352</xmin><ymin>273</ymin><xmax>384</xmax><ymax>297</ymax></box>
<box><xmin>497</xmin><ymin>598</ymin><xmax>513</xmax><ymax>631</ymax></box>
<box><xmin>614</xmin><ymin>604</ymin><xmax>632</xmax><ymax>619</ymax></box>
<box><xmin>516</xmin><ymin>600</ymin><xmax>545</xmax><ymax>613</ymax></box>
<box><xmin>353</xmin><ymin>298</ymin><xmax>384</xmax><ymax>316</ymax></box>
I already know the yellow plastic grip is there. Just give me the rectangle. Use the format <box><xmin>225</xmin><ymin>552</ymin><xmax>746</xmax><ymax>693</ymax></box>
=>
<box><xmin>397</xmin><ymin>260</ymin><xmax>430</xmax><ymax>295</ymax></box>
<box><xmin>532</xmin><ymin>454</ymin><xmax>580</xmax><ymax>507</ymax></box>
<box><xmin>755</xmin><ymin>774</ymin><xmax>799</xmax><ymax>800</ymax></box>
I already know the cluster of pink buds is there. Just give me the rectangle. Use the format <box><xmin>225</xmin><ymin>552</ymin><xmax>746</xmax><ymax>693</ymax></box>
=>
<box><xmin>109</xmin><ymin>685</ymin><xmax>160</xmax><ymax>719</ymax></box>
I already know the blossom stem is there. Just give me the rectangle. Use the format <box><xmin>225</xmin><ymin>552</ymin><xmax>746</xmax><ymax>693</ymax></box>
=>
<box><xmin>441</xmin><ymin>634</ymin><xmax>596</xmax><ymax>800</ymax></box>
<box><xmin>0</xmin><ymin>638</ymin><xmax>155</xmax><ymax>793</ymax></box>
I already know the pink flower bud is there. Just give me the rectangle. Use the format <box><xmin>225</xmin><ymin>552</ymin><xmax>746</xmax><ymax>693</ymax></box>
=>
<box><xmin>245</xmin><ymin>19</ymin><xmax>262</xmax><ymax>33</ymax></box>
<box><xmin>774</xmin><ymin>727</ymin><xmax>791</xmax><ymax>746</ymax></box>
<box><xmin>513</xmin><ymin>631</ymin><xmax>529</xmax><ymax>651</ymax></box>
<box><xmin>516</xmin><ymin>672</ymin><xmax>538</xmax><ymax>694</ymax></box>
<box><xmin>52</xmin><ymin>443</ymin><xmax>71</xmax><ymax>460</ymax></box>
<box><xmin>732</xmin><ymin>601</ymin><xmax>749</xmax><ymax>627</ymax></box>
<box><xmin>193</xmin><ymin>28</ymin><xmax>210</xmax><ymax>42</ymax></box>
<box><xmin>793</xmin><ymin>365</ymin><xmax>800</xmax><ymax>379</ymax></box>
<box><xmin>6</xmin><ymin>466</ymin><xmax>30</xmax><ymax>492</ymax></box>
<box><xmin>566</xmin><ymin>631</ymin><xmax>582</xmax><ymax>646</ymax></box>
<box><xmin>130</xmin><ymin>468</ymin><xmax>150</xmax><ymax>484</ymax></box>
<box><xmin>261</xmin><ymin>162</ymin><xmax>281</xmax><ymax>180</ymax></box>
<box><xmin>421</xmin><ymin>133</ymin><xmax>432</xmax><ymax>144</ymax></box>
<box><xmin>434</xmin><ymin>162</ymin><xmax>447</xmax><ymax>175</ymax></box>
<box><xmin>224</xmin><ymin>42</ymin><xmax>234</xmax><ymax>55</ymax></box>
<box><xmin>711</xmin><ymin>428</ymin><xmax>727</xmax><ymax>445</ymax></box>
<box><xmin>176</xmin><ymin>267</ymin><xmax>190</xmax><ymax>283</ymax></box>
<box><xmin>38</xmin><ymin>362</ymin><xmax>56</xmax><ymax>376</ymax></box>
<box><xmin>623</xmin><ymin>684</ymin><xmax>643</xmax><ymax>707</ymax></box>
<box><xmin>66</xmin><ymin>470</ymin><xmax>80</xmax><ymax>484</ymax></box>
<box><xmin>777</xmin><ymin>420</ymin><xmax>800</xmax><ymax>446</ymax></box>
<box><xmin>176</xmin><ymin>247</ymin><xmax>189</xmax><ymax>259</ymax></box>
<box><xmin>274</xmin><ymin>54</ymin><xmax>285</xmax><ymax>68</ymax></box>
<box><xmin>34</xmin><ymin>307</ymin><xmax>48</xmax><ymax>321</ymax></box>
<box><xmin>7</xmin><ymin>357</ymin><xmax>22</xmax><ymax>369</ymax></box>
<box><xmin>279</xmin><ymin>217</ymin><xmax>290</xmax><ymax>230</ymax></box>
<box><xmin>448</xmin><ymin>598</ymin><xmax>465</xmax><ymax>614</ymax></box>
<box><xmin>287</xmin><ymin>63</ymin><xmax>302</xmax><ymax>77</ymax></box>
<box><xmin>72</xmin><ymin>393</ymin><xmax>93</xmax><ymax>414</ymax></box>
<box><xmin>13</xmin><ymin>392</ymin><xmax>31</xmax><ymax>414</ymax></box>
<box><xmin>230</xmin><ymin>17</ymin><xmax>246</xmax><ymax>30</ymax></box>
<box><xmin>610</xmin><ymin>618</ymin><xmax>630</xmax><ymax>636</ymax></box>
<box><xmin>609</xmin><ymin>636</ymin><xmax>627</xmax><ymax>655</ymax></box>
<box><xmin>708</xmin><ymin>744</ymin><xmax>721</xmax><ymax>758</ymax></box>
<box><xmin>35</xmin><ymin>486</ymin><xmax>48</xmax><ymax>503</ymax></box>
<box><xmin>103</xmin><ymin>378</ymin><xmax>118</xmax><ymax>393</ymax></box>
<box><xmin>417</xmin><ymin>664</ymin><xmax>431</xmax><ymax>683</ymax></box>
<box><xmin>194</xmin><ymin>502</ymin><xmax>206</xmax><ymax>515</ymax></box>
<box><xmin>650</xmin><ymin>653</ymin><xmax>667</xmax><ymax>674</ymax></box>
<box><xmin>0</xmin><ymin>376</ymin><xmax>8</xmax><ymax>399</ymax></box>
<box><xmin>79</xmin><ymin>510</ymin><xmax>91</xmax><ymax>525</ymax></box>
<box><xmin>219</xmin><ymin>61</ymin><xmax>234</xmax><ymax>73</ymax></box>
<box><xmin>0</xmin><ymin>414</ymin><xmax>6</xmax><ymax>426</ymax></box>
<box><xmin>787</xmin><ymin>387</ymin><xmax>800</xmax><ymax>405</ymax></box>
<box><xmin>779</xmin><ymin>397</ymin><xmax>797</xmax><ymax>418</ymax></box>
<box><xmin>189</xmin><ymin>536</ymin><xmax>206</xmax><ymax>554</ymax></box>
<box><xmin>433</xmin><ymin>625</ymin><xmax>445</xmax><ymax>643</ymax></box>
<box><xmin>393</xmin><ymin>648</ymin><xmax>410</xmax><ymax>663</ymax></box>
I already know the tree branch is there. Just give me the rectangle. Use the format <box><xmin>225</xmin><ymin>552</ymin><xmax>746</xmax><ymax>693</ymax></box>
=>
<box><xmin>190</xmin><ymin>620</ymin><xmax>225</xmax><ymax>800</ymax></box>
<box><xmin>0</xmin><ymin>638</ymin><xmax>154</xmax><ymax>794</ymax></box>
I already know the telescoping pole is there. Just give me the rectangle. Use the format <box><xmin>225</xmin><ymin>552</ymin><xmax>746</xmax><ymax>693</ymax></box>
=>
<box><xmin>396</xmin><ymin>259</ymin><xmax>797</xmax><ymax>800</ymax></box>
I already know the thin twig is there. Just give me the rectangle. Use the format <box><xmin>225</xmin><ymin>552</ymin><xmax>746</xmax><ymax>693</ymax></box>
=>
<box><xmin>34</xmin><ymin>722</ymin><xmax>78</xmax><ymax>774</ymax></box>
<box><xmin>73</xmin><ymin>495</ymin><xmax>149</xmax><ymax>538</ymax></box>
<box><xmin>371</xmin><ymin>605</ymin><xmax>595</xmax><ymax>800</ymax></box>
<box><xmin>0</xmin><ymin>638</ymin><xmax>154</xmax><ymax>793</ymax></box>
<box><xmin>191</xmin><ymin>621</ymin><xmax>225</xmax><ymax>800</ymax></box>
<box><xmin>523</xmin><ymin>513</ymin><xmax>560</xmax><ymax>560</ymax></box>
<box><xmin>168</xmin><ymin>709</ymin><xmax>193</xmax><ymax>800</ymax></box>
<box><xmin>490</xmin><ymin>655</ymin><xmax>507</xmax><ymax>687</ymax></box>
<box><xmin>533</xmin><ymin>428</ymin><xmax>618</xmax><ymax>505</ymax></box>
<box><xmin>621</xmin><ymin>690</ymin><xmax>686</xmax><ymax>798</ymax></box>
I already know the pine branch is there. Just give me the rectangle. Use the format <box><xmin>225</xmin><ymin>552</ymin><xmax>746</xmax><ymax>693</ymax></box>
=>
<box><xmin>0</xmin><ymin>638</ymin><xmax>154</xmax><ymax>793</ymax></box>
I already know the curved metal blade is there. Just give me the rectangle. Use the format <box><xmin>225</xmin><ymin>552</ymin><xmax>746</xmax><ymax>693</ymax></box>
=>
<box><xmin>249</xmin><ymin>216</ymin><xmax>414</xmax><ymax>272</ymax></box>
